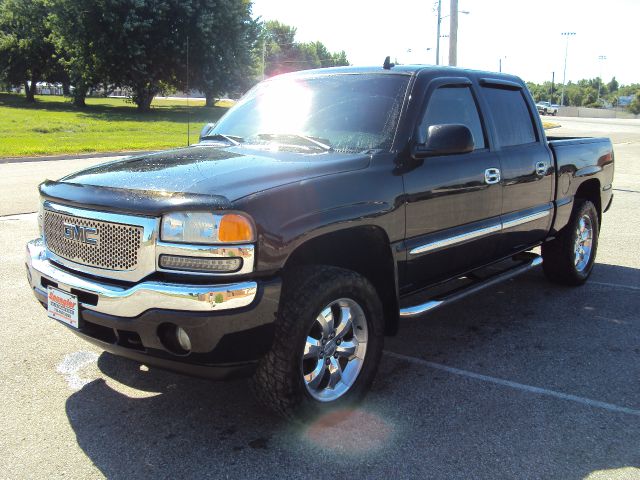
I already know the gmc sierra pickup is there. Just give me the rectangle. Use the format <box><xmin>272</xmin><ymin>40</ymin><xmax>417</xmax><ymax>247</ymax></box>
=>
<box><xmin>26</xmin><ymin>63</ymin><xmax>614</xmax><ymax>420</ymax></box>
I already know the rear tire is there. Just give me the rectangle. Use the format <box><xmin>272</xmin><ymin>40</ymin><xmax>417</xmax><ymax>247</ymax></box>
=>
<box><xmin>542</xmin><ymin>200</ymin><xmax>599</xmax><ymax>285</ymax></box>
<box><xmin>251</xmin><ymin>265</ymin><xmax>384</xmax><ymax>420</ymax></box>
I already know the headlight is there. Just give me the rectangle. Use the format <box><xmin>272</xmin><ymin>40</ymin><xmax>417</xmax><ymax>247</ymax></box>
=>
<box><xmin>160</xmin><ymin>212</ymin><xmax>255</xmax><ymax>244</ymax></box>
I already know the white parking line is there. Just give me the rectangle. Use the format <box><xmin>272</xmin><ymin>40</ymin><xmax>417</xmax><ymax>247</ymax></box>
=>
<box><xmin>384</xmin><ymin>351</ymin><xmax>640</xmax><ymax>417</ymax></box>
<box><xmin>590</xmin><ymin>281</ymin><xmax>640</xmax><ymax>291</ymax></box>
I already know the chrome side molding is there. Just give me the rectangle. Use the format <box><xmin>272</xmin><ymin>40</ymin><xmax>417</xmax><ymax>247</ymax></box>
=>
<box><xmin>409</xmin><ymin>224</ymin><xmax>501</xmax><ymax>256</ymax></box>
<box><xmin>409</xmin><ymin>209</ymin><xmax>551</xmax><ymax>256</ymax></box>
<box><xmin>501</xmin><ymin>210</ymin><xmax>550</xmax><ymax>230</ymax></box>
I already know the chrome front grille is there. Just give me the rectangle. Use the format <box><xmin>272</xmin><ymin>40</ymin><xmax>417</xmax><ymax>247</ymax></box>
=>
<box><xmin>44</xmin><ymin>210</ymin><xmax>143</xmax><ymax>270</ymax></box>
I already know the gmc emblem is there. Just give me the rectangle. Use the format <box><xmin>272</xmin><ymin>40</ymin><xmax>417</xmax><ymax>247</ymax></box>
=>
<box><xmin>63</xmin><ymin>222</ymin><xmax>99</xmax><ymax>246</ymax></box>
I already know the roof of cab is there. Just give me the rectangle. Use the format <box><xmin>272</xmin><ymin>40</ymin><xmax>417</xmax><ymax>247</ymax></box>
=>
<box><xmin>275</xmin><ymin>64</ymin><xmax>524</xmax><ymax>86</ymax></box>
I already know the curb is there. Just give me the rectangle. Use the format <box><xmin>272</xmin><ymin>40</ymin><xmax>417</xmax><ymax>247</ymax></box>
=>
<box><xmin>0</xmin><ymin>150</ymin><xmax>155</xmax><ymax>164</ymax></box>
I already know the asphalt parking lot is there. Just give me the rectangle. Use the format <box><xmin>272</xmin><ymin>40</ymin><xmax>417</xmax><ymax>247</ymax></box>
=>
<box><xmin>0</xmin><ymin>117</ymin><xmax>638</xmax><ymax>479</ymax></box>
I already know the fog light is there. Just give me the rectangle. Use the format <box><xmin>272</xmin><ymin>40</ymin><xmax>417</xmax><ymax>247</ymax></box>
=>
<box><xmin>159</xmin><ymin>254</ymin><xmax>242</xmax><ymax>273</ymax></box>
<box><xmin>176</xmin><ymin>327</ymin><xmax>191</xmax><ymax>352</ymax></box>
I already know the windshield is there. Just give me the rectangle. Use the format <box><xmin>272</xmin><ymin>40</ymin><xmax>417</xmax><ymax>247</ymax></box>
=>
<box><xmin>208</xmin><ymin>73</ymin><xmax>410</xmax><ymax>153</ymax></box>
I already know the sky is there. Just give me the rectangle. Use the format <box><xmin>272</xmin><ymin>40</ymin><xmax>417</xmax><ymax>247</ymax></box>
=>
<box><xmin>252</xmin><ymin>0</ymin><xmax>640</xmax><ymax>86</ymax></box>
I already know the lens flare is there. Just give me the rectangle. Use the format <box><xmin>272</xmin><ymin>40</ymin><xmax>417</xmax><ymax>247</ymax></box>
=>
<box><xmin>303</xmin><ymin>407</ymin><xmax>395</xmax><ymax>454</ymax></box>
<box><xmin>256</xmin><ymin>80</ymin><xmax>313</xmax><ymax>135</ymax></box>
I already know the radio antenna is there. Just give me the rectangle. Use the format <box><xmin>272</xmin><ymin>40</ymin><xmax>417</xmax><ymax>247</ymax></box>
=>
<box><xmin>186</xmin><ymin>34</ymin><xmax>190</xmax><ymax>146</ymax></box>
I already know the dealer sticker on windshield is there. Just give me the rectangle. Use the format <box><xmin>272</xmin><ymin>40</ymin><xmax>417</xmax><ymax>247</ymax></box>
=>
<box><xmin>47</xmin><ymin>286</ymin><xmax>79</xmax><ymax>329</ymax></box>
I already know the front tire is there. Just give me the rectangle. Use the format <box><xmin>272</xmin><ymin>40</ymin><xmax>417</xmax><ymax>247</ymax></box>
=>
<box><xmin>251</xmin><ymin>265</ymin><xmax>384</xmax><ymax>420</ymax></box>
<box><xmin>542</xmin><ymin>200</ymin><xmax>599</xmax><ymax>285</ymax></box>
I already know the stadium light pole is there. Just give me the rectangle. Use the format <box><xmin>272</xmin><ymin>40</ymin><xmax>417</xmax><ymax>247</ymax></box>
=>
<box><xmin>407</xmin><ymin>47</ymin><xmax>433</xmax><ymax>64</ymax></box>
<box><xmin>597</xmin><ymin>55</ymin><xmax>607</xmax><ymax>104</ymax></box>
<box><xmin>435</xmin><ymin>0</ymin><xmax>442</xmax><ymax>65</ymax></box>
<box><xmin>560</xmin><ymin>32</ymin><xmax>576</xmax><ymax>107</ymax></box>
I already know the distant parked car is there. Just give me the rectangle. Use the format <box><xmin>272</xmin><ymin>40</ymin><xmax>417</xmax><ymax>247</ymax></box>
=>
<box><xmin>536</xmin><ymin>101</ymin><xmax>558</xmax><ymax>116</ymax></box>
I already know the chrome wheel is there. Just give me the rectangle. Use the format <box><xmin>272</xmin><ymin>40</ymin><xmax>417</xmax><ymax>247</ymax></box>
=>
<box><xmin>301</xmin><ymin>298</ymin><xmax>368</xmax><ymax>402</ymax></box>
<box><xmin>574</xmin><ymin>214</ymin><xmax>593</xmax><ymax>272</ymax></box>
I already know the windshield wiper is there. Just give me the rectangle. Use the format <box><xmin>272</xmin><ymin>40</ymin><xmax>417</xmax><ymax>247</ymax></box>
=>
<box><xmin>200</xmin><ymin>133</ymin><xmax>243</xmax><ymax>146</ymax></box>
<box><xmin>256</xmin><ymin>133</ymin><xmax>333</xmax><ymax>152</ymax></box>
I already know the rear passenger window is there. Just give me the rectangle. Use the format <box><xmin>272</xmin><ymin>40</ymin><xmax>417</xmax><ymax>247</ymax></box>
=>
<box><xmin>482</xmin><ymin>87</ymin><xmax>536</xmax><ymax>147</ymax></box>
<box><xmin>418</xmin><ymin>86</ymin><xmax>485</xmax><ymax>149</ymax></box>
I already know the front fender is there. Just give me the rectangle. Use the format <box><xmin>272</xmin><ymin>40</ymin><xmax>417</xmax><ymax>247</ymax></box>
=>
<box><xmin>234</xmin><ymin>154</ymin><xmax>406</xmax><ymax>274</ymax></box>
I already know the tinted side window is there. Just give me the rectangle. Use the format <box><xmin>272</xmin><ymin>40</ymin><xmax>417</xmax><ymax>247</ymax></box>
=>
<box><xmin>418</xmin><ymin>86</ymin><xmax>485</xmax><ymax>149</ymax></box>
<box><xmin>482</xmin><ymin>87</ymin><xmax>536</xmax><ymax>147</ymax></box>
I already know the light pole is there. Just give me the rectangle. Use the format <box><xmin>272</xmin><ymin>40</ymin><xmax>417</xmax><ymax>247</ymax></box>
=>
<box><xmin>498</xmin><ymin>56</ymin><xmax>506</xmax><ymax>72</ymax></box>
<box><xmin>597</xmin><ymin>55</ymin><xmax>607</xmax><ymax>104</ymax></box>
<box><xmin>560</xmin><ymin>31</ymin><xmax>576</xmax><ymax>107</ymax></box>
<box><xmin>435</xmin><ymin>0</ymin><xmax>442</xmax><ymax>65</ymax></box>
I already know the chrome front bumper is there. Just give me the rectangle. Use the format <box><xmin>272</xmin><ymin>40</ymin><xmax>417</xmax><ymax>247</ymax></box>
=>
<box><xmin>26</xmin><ymin>238</ymin><xmax>258</xmax><ymax>318</ymax></box>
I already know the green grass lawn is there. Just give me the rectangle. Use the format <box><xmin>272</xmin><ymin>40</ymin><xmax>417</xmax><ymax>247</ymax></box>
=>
<box><xmin>0</xmin><ymin>93</ymin><xmax>230</xmax><ymax>157</ymax></box>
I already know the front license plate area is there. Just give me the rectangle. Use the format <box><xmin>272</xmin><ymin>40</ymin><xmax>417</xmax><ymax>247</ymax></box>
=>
<box><xmin>47</xmin><ymin>286</ymin><xmax>79</xmax><ymax>329</ymax></box>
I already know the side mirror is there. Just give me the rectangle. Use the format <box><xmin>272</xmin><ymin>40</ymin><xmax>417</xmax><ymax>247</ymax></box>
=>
<box><xmin>412</xmin><ymin>124</ymin><xmax>474</xmax><ymax>158</ymax></box>
<box><xmin>199</xmin><ymin>123</ymin><xmax>216</xmax><ymax>142</ymax></box>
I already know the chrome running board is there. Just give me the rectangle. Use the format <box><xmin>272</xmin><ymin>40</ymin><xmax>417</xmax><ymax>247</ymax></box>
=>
<box><xmin>399</xmin><ymin>255</ymin><xmax>543</xmax><ymax>318</ymax></box>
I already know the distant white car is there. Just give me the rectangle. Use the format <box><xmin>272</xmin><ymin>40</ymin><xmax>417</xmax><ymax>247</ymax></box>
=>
<box><xmin>536</xmin><ymin>101</ymin><xmax>558</xmax><ymax>116</ymax></box>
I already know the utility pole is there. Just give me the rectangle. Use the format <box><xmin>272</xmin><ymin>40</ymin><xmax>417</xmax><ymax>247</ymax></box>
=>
<box><xmin>435</xmin><ymin>0</ymin><xmax>442</xmax><ymax>65</ymax></box>
<box><xmin>551</xmin><ymin>72</ymin><xmax>555</xmax><ymax>104</ymax></box>
<box><xmin>449</xmin><ymin>0</ymin><xmax>458</xmax><ymax>66</ymax></box>
<box><xmin>560</xmin><ymin>32</ymin><xmax>576</xmax><ymax>107</ymax></box>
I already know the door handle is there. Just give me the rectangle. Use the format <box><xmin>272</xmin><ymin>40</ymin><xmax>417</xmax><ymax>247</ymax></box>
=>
<box><xmin>484</xmin><ymin>168</ymin><xmax>501</xmax><ymax>185</ymax></box>
<box><xmin>536</xmin><ymin>161</ymin><xmax>548</xmax><ymax>176</ymax></box>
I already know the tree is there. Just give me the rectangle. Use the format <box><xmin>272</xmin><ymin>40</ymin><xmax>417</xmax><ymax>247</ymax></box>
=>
<box><xmin>527</xmin><ymin>77</ymin><xmax>640</xmax><ymax>108</ymax></box>
<box><xmin>262</xmin><ymin>21</ymin><xmax>349</xmax><ymax>77</ymax></box>
<box><xmin>50</xmin><ymin>0</ymin><xmax>259</xmax><ymax>110</ymax></box>
<box><xmin>0</xmin><ymin>0</ymin><xmax>59</xmax><ymax>102</ymax></box>
<box><xmin>182</xmin><ymin>0</ymin><xmax>259</xmax><ymax>107</ymax></box>
<box><xmin>263</xmin><ymin>21</ymin><xmax>301</xmax><ymax>77</ymax></box>
<box><xmin>53</xmin><ymin>0</ymin><xmax>186</xmax><ymax>111</ymax></box>
<box><xmin>628</xmin><ymin>92</ymin><xmax>640</xmax><ymax>115</ymax></box>
<box><xmin>106</xmin><ymin>0</ymin><xmax>186</xmax><ymax>111</ymax></box>
<box><xmin>48</xmin><ymin>0</ymin><xmax>105</xmax><ymax>106</ymax></box>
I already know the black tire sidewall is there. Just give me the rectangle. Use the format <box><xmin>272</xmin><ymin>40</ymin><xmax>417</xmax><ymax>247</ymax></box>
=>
<box><xmin>569</xmin><ymin>201</ymin><xmax>599</xmax><ymax>282</ymax></box>
<box><xmin>253</xmin><ymin>265</ymin><xmax>385</xmax><ymax>420</ymax></box>
<box><xmin>290</xmin><ymin>271</ymin><xmax>384</xmax><ymax>417</ymax></box>
<box><xmin>543</xmin><ymin>200</ymin><xmax>599</xmax><ymax>285</ymax></box>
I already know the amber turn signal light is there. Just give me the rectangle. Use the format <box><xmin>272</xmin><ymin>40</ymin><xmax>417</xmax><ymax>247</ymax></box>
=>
<box><xmin>218</xmin><ymin>214</ymin><xmax>255</xmax><ymax>243</ymax></box>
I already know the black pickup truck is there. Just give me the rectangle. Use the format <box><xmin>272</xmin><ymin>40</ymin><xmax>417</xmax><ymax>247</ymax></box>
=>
<box><xmin>26</xmin><ymin>64</ymin><xmax>614</xmax><ymax>419</ymax></box>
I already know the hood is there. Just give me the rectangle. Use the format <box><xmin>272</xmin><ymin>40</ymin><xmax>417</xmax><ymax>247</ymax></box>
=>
<box><xmin>59</xmin><ymin>145</ymin><xmax>371</xmax><ymax>202</ymax></box>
